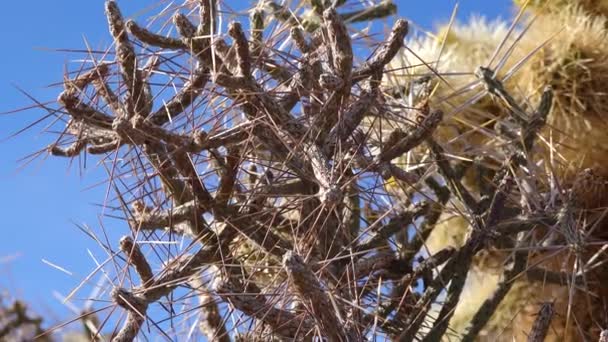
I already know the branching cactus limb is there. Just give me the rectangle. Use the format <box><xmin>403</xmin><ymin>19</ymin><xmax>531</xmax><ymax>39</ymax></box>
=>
<box><xmin>40</xmin><ymin>1</ymin><xmax>439</xmax><ymax>339</ymax></box>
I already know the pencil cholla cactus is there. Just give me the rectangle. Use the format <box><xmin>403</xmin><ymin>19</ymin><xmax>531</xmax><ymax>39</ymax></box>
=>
<box><xmin>17</xmin><ymin>0</ymin><xmax>608</xmax><ymax>341</ymax></box>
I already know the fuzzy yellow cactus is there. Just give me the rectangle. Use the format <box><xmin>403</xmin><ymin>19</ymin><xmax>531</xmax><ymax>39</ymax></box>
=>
<box><xmin>514</xmin><ymin>0</ymin><xmax>608</xmax><ymax>17</ymax></box>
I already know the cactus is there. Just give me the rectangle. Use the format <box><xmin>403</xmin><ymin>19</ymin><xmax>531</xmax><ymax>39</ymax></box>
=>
<box><xmin>10</xmin><ymin>0</ymin><xmax>608</xmax><ymax>341</ymax></box>
<box><xmin>380</xmin><ymin>2</ymin><xmax>608</xmax><ymax>341</ymax></box>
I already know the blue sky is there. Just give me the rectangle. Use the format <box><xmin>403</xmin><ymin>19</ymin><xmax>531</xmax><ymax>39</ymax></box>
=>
<box><xmin>0</xmin><ymin>0</ymin><xmax>513</xmax><ymax>334</ymax></box>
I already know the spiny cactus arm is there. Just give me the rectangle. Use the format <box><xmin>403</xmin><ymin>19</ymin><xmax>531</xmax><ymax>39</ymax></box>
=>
<box><xmin>215</xmin><ymin>145</ymin><xmax>242</xmax><ymax>207</ymax></box>
<box><xmin>112</xmin><ymin>236</ymin><xmax>156</xmax><ymax>341</ymax></box>
<box><xmin>87</xmin><ymin>139</ymin><xmax>121</xmax><ymax>154</ymax></box>
<box><xmin>427</xmin><ymin>139</ymin><xmax>479</xmax><ymax>213</ymax></box>
<box><xmin>522</xmin><ymin>85</ymin><xmax>552</xmax><ymax>151</ymax></box>
<box><xmin>229</xmin><ymin>22</ymin><xmax>252</xmax><ymax>77</ymax></box>
<box><xmin>355</xmin><ymin>204</ymin><xmax>427</xmax><ymax>253</ymax></box>
<box><xmin>57</xmin><ymin>91</ymin><xmax>115</xmax><ymax>130</ymax></box>
<box><xmin>250</xmin><ymin>7</ymin><xmax>264</xmax><ymax>52</ymax></box>
<box><xmin>264</xmin><ymin>0</ymin><xmax>396</xmax><ymax>32</ymax></box>
<box><xmin>217</xmin><ymin>277</ymin><xmax>314</xmax><ymax>339</ymax></box>
<box><xmin>341</xmin><ymin>1</ymin><xmax>397</xmax><ymax>24</ymax></box>
<box><xmin>399</xmin><ymin>247</ymin><xmax>456</xmax><ymax>289</ymax></box>
<box><xmin>283</xmin><ymin>251</ymin><xmax>351</xmax><ymax>340</ymax></box>
<box><xmin>173</xmin><ymin>13</ymin><xmax>210</xmax><ymax>63</ymax></box>
<box><xmin>378</xmin><ymin>109</ymin><xmax>443</xmax><ymax>163</ymax></box>
<box><xmin>196</xmin><ymin>0</ymin><xmax>217</xmax><ymax>37</ymax></box>
<box><xmin>422</xmin><ymin>171</ymin><xmax>516</xmax><ymax>342</ymax></box>
<box><xmin>91</xmin><ymin>66</ymin><xmax>125</xmax><ymax>118</ymax></box>
<box><xmin>147</xmin><ymin>66</ymin><xmax>210</xmax><ymax>126</ymax></box>
<box><xmin>396</xmin><ymin>239</ymin><xmax>466</xmax><ymax>341</ymax></box>
<box><xmin>401</xmin><ymin>201</ymin><xmax>449</xmax><ymax>265</ymax></box>
<box><xmin>128</xmin><ymin>116</ymin><xmax>202</xmax><ymax>151</ymax></box>
<box><xmin>324</xmin><ymin>8</ymin><xmax>352</xmax><ymax>83</ymax></box>
<box><xmin>314</xmin><ymin>8</ymin><xmax>353</xmax><ymax>138</ymax></box>
<box><xmin>106</xmin><ymin>1</ymin><xmax>151</xmax><ymax>119</ymax></box>
<box><xmin>110</xmin><ymin>289</ymin><xmax>148</xmax><ymax>342</ymax></box>
<box><xmin>49</xmin><ymin>139</ymin><xmax>87</xmax><ymax>157</ymax></box>
<box><xmin>353</xmin><ymin>18</ymin><xmax>408</xmax><ymax>82</ymax></box>
<box><xmin>475</xmin><ymin>66</ymin><xmax>529</xmax><ymax>126</ymax></box>
<box><xmin>460</xmin><ymin>238</ymin><xmax>529</xmax><ymax>342</ymax></box>
<box><xmin>48</xmin><ymin>117</ymin><xmax>115</xmax><ymax>156</ymax></box>
<box><xmin>188</xmin><ymin>274</ymin><xmax>230</xmax><ymax>342</ymax></box>
<box><xmin>526</xmin><ymin>302</ymin><xmax>555</xmax><ymax>342</ymax></box>
<box><xmin>263</xmin><ymin>1</ymin><xmax>309</xmax><ymax>30</ymax></box>
<box><xmin>290</xmin><ymin>26</ymin><xmax>310</xmax><ymax>53</ymax></box>
<box><xmin>64</xmin><ymin>62</ymin><xmax>111</xmax><ymax>93</ymax></box>
<box><xmin>53</xmin><ymin>104</ymin><xmax>210</xmax><ymax>173</ymax></box>
<box><xmin>279</xmin><ymin>57</ymin><xmax>314</xmax><ymax>112</ymax></box>
<box><xmin>350</xmin><ymin>129</ymin><xmax>419</xmax><ymax>186</ymax></box>
<box><xmin>119</xmin><ymin>236</ymin><xmax>154</xmax><ymax>286</ymax></box>
<box><xmin>350</xmin><ymin>252</ymin><xmax>397</xmax><ymax>279</ymax></box>
<box><xmin>88</xmin><ymin>119</ymin><xmax>245</xmax><ymax>158</ymax></box>
<box><xmin>324</xmin><ymin>84</ymin><xmax>379</xmax><ymax>155</ymax></box>
<box><xmin>143</xmin><ymin>142</ymin><xmax>196</xmax><ymax>207</ymax></box>
<box><xmin>387</xmin><ymin>163</ymin><xmax>420</xmax><ymax>184</ymax></box>
<box><xmin>365</xmin><ymin>247</ymin><xmax>454</xmax><ymax>336</ymax></box>
<box><xmin>127</xmin><ymin>200</ymin><xmax>200</xmax><ymax>232</ymax></box>
<box><xmin>126</xmin><ymin>20</ymin><xmax>186</xmax><ymax>50</ymax></box>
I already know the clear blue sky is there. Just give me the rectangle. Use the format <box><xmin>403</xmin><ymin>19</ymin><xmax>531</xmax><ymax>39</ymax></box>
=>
<box><xmin>0</xmin><ymin>0</ymin><xmax>513</xmax><ymax>335</ymax></box>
